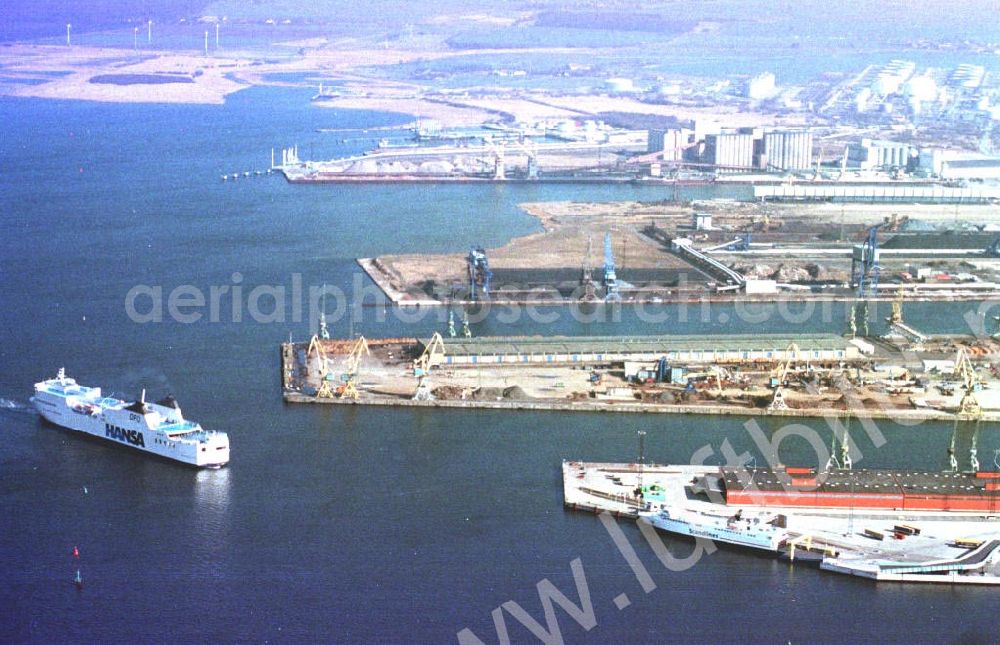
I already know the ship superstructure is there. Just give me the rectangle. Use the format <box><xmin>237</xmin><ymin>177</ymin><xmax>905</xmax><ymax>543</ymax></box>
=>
<box><xmin>31</xmin><ymin>368</ymin><xmax>229</xmax><ymax>468</ymax></box>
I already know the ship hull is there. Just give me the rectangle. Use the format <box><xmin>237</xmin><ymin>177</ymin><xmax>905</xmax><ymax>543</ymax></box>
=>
<box><xmin>642</xmin><ymin>511</ymin><xmax>787</xmax><ymax>552</ymax></box>
<box><xmin>31</xmin><ymin>372</ymin><xmax>229</xmax><ymax>468</ymax></box>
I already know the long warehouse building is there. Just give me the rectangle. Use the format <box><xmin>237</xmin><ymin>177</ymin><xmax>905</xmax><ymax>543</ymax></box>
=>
<box><xmin>420</xmin><ymin>333</ymin><xmax>865</xmax><ymax>368</ymax></box>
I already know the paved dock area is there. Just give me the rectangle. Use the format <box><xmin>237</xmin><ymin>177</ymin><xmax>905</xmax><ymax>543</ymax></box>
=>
<box><xmin>562</xmin><ymin>460</ymin><xmax>1000</xmax><ymax>584</ymax></box>
<box><xmin>281</xmin><ymin>333</ymin><xmax>1000</xmax><ymax>421</ymax></box>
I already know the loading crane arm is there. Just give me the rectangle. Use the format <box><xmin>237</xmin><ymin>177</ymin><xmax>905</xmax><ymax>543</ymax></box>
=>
<box><xmin>337</xmin><ymin>336</ymin><xmax>370</xmax><ymax>401</ymax></box>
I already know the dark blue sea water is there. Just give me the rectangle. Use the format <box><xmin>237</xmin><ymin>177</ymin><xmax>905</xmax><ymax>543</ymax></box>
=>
<box><xmin>2</xmin><ymin>85</ymin><xmax>1000</xmax><ymax>643</ymax></box>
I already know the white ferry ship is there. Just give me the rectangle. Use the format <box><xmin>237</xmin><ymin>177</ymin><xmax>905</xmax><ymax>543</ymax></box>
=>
<box><xmin>31</xmin><ymin>369</ymin><xmax>229</xmax><ymax>468</ymax></box>
<box><xmin>640</xmin><ymin>506</ymin><xmax>789</xmax><ymax>552</ymax></box>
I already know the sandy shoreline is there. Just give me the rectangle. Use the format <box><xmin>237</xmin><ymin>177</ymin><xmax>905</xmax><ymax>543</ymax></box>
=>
<box><xmin>0</xmin><ymin>44</ymin><xmax>261</xmax><ymax>104</ymax></box>
<box><xmin>0</xmin><ymin>41</ymin><xmax>813</xmax><ymax>128</ymax></box>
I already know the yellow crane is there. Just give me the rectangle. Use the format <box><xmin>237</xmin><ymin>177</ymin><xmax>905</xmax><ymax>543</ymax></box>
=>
<box><xmin>336</xmin><ymin>336</ymin><xmax>370</xmax><ymax>401</ymax></box>
<box><xmin>412</xmin><ymin>332</ymin><xmax>446</xmax><ymax>401</ymax></box>
<box><xmin>413</xmin><ymin>332</ymin><xmax>446</xmax><ymax>376</ymax></box>
<box><xmin>954</xmin><ymin>348</ymin><xmax>983</xmax><ymax>420</ymax></box>
<box><xmin>768</xmin><ymin>343</ymin><xmax>800</xmax><ymax>410</ymax></box>
<box><xmin>307</xmin><ymin>335</ymin><xmax>338</xmax><ymax>398</ymax></box>
<box><xmin>307</xmin><ymin>335</ymin><xmax>328</xmax><ymax>374</ymax></box>
<box><xmin>888</xmin><ymin>285</ymin><xmax>905</xmax><ymax>325</ymax></box>
<box><xmin>770</xmin><ymin>343</ymin><xmax>800</xmax><ymax>388</ymax></box>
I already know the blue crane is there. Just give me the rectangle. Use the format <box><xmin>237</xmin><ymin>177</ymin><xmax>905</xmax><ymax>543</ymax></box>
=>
<box><xmin>603</xmin><ymin>232</ymin><xmax>619</xmax><ymax>299</ymax></box>
<box><xmin>467</xmin><ymin>246</ymin><xmax>493</xmax><ymax>301</ymax></box>
<box><xmin>849</xmin><ymin>224</ymin><xmax>882</xmax><ymax>337</ymax></box>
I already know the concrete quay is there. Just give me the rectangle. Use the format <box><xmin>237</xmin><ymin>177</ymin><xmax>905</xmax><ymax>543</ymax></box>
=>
<box><xmin>561</xmin><ymin>461</ymin><xmax>1000</xmax><ymax>585</ymax></box>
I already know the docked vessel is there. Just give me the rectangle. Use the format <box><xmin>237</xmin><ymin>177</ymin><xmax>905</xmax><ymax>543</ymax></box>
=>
<box><xmin>564</xmin><ymin>461</ymin><xmax>1000</xmax><ymax>584</ymax></box>
<box><xmin>641</xmin><ymin>507</ymin><xmax>789</xmax><ymax>551</ymax></box>
<box><xmin>31</xmin><ymin>369</ymin><xmax>229</xmax><ymax>468</ymax></box>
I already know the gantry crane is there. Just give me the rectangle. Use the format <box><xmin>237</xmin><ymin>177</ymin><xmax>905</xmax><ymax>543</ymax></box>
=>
<box><xmin>482</xmin><ymin>137</ymin><xmax>506</xmax><ymax>180</ymax></box>
<box><xmin>826</xmin><ymin>420</ymin><xmax>853</xmax><ymax>471</ymax></box>
<box><xmin>603</xmin><ymin>232</ymin><xmax>619</xmax><ymax>300</ymax></box>
<box><xmin>946</xmin><ymin>347</ymin><xmax>984</xmax><ymax>472</ymax></box>
<box><xmin>412</xmin><ymin>332</ymin><xmax>446</xmax><ymax>400</ymax></box>
<box><xmin>307</xmin><ymin>335</ymin><xmax>337</xmax><ymax>398</ymax></box>
<box><xmin>307</xmin><ymin>335</ymin><xmax>328</xmax><ymax>374</ymax></box>
<box><xmin>336</xmin><ymin>336</ymin><xmax>370</xmax><ymax>401</ymax></box>
<box><xmin>712</xmin><ymin>365</ymin><xmax>726</xmax><ymax>396</ymax></box>
<box><xmin>954</xmin><ymin>347</ymin><xmax>983</xmax><ymax>420</ymax></box>
<box><xmin>888</xmin><ymin>284</ymin><xmax>904</xmax><ymax>326</ymax></box>
<box><xmin>414</xmin><ymin>332</ymin><xmax>446</xmax><ymax>376</ymax></box>
<box><xmin>849</xmin><ymin>224</ymin><xmax>882</xmax><ymax>338</ymax></box>
<box><xmin>768</xmin><ymin>343</ymin><xmax>800</xmax><ymax>410</ymax></box>
<box><xmin>580</xmin><ymin>236</ymin><xmax>597</xmax><ymax>301</ymax></box>
<box><xmin>508</xmin><ymin>137</ymin><xmax>538</xmax><ymax>179</ymax></box>
<box><xmin>468</xmin><ymin>247</ymin><xmax>493</xmax><ymax>301</ymax></box>
<box><xmin>318</xmin><ymin>286</ymin><xmax>331</xmax><ymax>340</ymax></box>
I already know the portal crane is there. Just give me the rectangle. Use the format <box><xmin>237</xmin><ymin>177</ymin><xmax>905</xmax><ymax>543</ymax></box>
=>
<box><xmin>308</xmin><ymin>335</ymin><xmax>337</xmax><ymax>398</ymax></box>
<box><xmin>318</xmin><ymin>286</ymin><xmax>331</xmax><ymax>340</ymax></box>
<box><xmin>482</xmin><ymin>137</ymin><xmax>506</xmax><ymax>180</ymax></box>
<box><xmin>712</xmin><ymin>365</ymin><xmax>725</xmax><ymax>395</ymax></box>
<box><xmin>580</xmin><ymin>236</ymin><xmax>597</xmax><ymax>300</ymax></box>
<box><xmin>508</xmin><ymin>138</ymin><xmax>538</xmax><ymax>179</ymax></box>
<box><xmin>954</xmin><ymin>347</ymin><xmax>983</xmax><ymax>420</ymax></box>
<box><xmin>887</xmin><ymin>284</ymin><xmax>904</xmax><ymax>325</ymax></box>
<box><xmin>413</xmin><ymin>332</ymin><xmax>446</xmax><ymax>376</ymax></box>
<box><xmin>603</xmin><ymin>232</ymin><xmax>619</xmax><ymax>300</ymax></box>
<box><xmin>947</xmin><ymin>348</ymin><xmax>984</xmax><ymax>473</ymax></box>
<box><xmin>307</xmin><ymin>335</ymin><xmax>328</xmax><ymax>375</ymax></box>
<box><xmin>826</xmin><ymin>421</ymin><xmax>853</xmax><ymax>471</ymax></box>
<box><xmin>412</xmin><ymin>332</ymin><xmax>446</xmax><ymax>400</ymax></box>
<box><xmin>337</xmin><ymin>336</ymin><xmax>370</xmax><ymax>401</ymax></box>
<box><xmin>467</xmin><ymin>246</ymin><xmax>493</xmax><ymax>301</ymax></box>
<box><xmin>768</xmin><ymin>343</ymin><xmax>800</xmax><ymax>410</ymax></box>
<box><xmin>849</xmin><ymin>224</ymin><xmax>882</xmax><ymax>337</ymax></box>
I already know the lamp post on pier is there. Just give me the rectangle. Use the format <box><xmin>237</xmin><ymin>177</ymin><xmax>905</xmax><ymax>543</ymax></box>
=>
<box><xmin>636</xmin><ymin>430</ymin><xmax>647</xmax><ymax>510</ymax></box>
